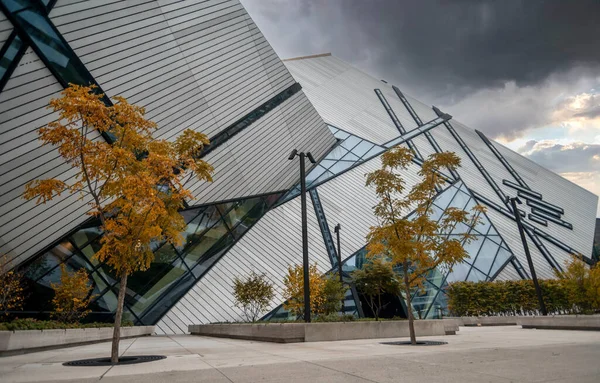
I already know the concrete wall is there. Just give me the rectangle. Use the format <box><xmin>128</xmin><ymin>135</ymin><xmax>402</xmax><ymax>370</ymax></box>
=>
<box><xmin>189</xmin><ymin>320</ymin><xmax>455</xmax><ymax>343</ymax></box>
<box><xmin>0</xmin><ymin>326</ymin><xmax>154</xmax><ymax>356</ymax></box>
<box><xmin>448</xmin><ymin>316</ymin><xmax>519</xmax><ymax>326</ymax></box>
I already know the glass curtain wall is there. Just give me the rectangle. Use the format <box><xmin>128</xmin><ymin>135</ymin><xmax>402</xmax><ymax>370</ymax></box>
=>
<box><xmin>280</xmin><ymin>125</ymin><xmax>385</xmax><ymax>202</ymax></box>
<box><xmin>266</xmin><ymin>180</ymin><xmax>515</xmax><ymax>321</ymax></box>
<box><xmin>16</xmin><ymin>192</ymin><xmax>283</xmax><ymax>324</ymax></box>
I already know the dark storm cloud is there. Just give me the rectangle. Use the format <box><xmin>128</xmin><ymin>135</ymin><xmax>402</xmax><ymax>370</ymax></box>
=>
<box><xmin>243</xmin><ymin>0</ymin><xmax>600</xmax><ymax>206</ymax></box>
<box><xmin>244</xmin><ymin>0</ymin><xmax>600</xmax><ymax>102</ymax></box>
<box><xmin>345</xmin><ymin>0</ymin><xmax>600</xmax><ymax>94</ymax></box>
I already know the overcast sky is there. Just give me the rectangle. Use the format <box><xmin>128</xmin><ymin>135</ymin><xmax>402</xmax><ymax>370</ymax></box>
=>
<box><xmin>242</xmin><ymin>0</ymin><xmax>600</xmax><ymax>215</ymax></box>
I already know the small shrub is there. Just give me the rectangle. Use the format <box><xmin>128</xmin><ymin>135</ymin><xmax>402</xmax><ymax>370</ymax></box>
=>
<box><xmin>51</xmin><ymin>264</ymin><xmax>95</xmax><ymax>323</ymax></box>
<box><xmin>233</xmin><ymin>272</ymin><xmax>275</xmax><ymax>322</ymax></box>
<box><xmin>0</xmin><ymin>255</ymin><xmax>24</xmax><ymax>318</ymax></box>
<box><xmin>447</xmin><ymin>263</ymin><xmax>600</xmax><ymax>317</ymax></box>
<box><xmin>318</xmin><ymin>277</ymin><xmax>346</xmax><ymax>316</ymax></box>
<box><xmin>351</xmin><ymin>256</ymin><xmax>401</xmax><ymax>320</ymax></box>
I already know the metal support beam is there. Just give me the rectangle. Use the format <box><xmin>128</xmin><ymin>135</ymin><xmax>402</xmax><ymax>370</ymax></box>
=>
<box><xmin>334</xmin><ymin>224</ymin><xmax>345</xmax><ymax>315</ymax></box>
<box><xmin>289</xmin><ymin>149</ymin><xmax>316</xmax><ymax>322</ymax></box>
<box><xmin>510</xmin><ymin>197</ymin><xmax>548</xmax><ymax>316</ymax></box>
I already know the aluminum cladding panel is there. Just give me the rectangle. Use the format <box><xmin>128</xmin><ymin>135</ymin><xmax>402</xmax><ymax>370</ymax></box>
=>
<box><xmin>494</xmin><ymin>140</ymin><xmax>597</xmax><ymax>258</ymax></box>
<box><xmin>1</xmin><ymin>0</ymin><xmax>335</xmax><ymax>267</ymax></box>
<box><xmin>184</xmin><ymin>91</ymin><xmax>336</xmax><ymax>205</ymax></box>
<box><xmin>52</xmin><ymin>0</ymin><xmax>295</xmax><ymax>140</ymax></box>
<box><xmin>285</xmin><ymin>55</ymin><xmax>418</xmax><ymax>145</ymax></box>
<box><xmin>316</xmin><ymin>154</ymin><xmax>425</xmax><ymax>262</ymax></box>
<box><xmin>0</xmin><ymin>47</ymin><xmax>101</xmax><ymax>268</ymax></box>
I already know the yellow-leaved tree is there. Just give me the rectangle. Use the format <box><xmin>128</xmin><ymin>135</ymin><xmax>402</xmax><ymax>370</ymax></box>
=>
<box><xmin>24</xmin><ymin>84</ymin><xmax>213</xmax><ymax>364</ymax></box>
<box><xmin>0</xmin><ymin>255</ymin><xmax>24</xmax><ymax>319</ymax></box>
<box><xmin>283</xmin><ymin>263</ymin><xmax>326</xmax><ymax>318</ymax></box>
<box><xmin>556</xmin><ymin>254</ymin><xmax>600</xmax><ymax>313</ymax></box>
<box><xmin>51</xmin><ymin>264</ymin><xmax>95</xmax><ymax>323</ymax></box>
<box><xmin>365</xmin><ymin>147</ymin><xmax>484</xmax><ymax>344</ymax></box>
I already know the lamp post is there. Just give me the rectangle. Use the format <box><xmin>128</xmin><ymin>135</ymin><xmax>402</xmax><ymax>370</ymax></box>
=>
<box><xmin>289</xmin><ymin>149</ymin><xmax>316</xmax><ymax>322</ymax></box>
<box><xmin>509</xmin><ymin>196</ymin><xmax>548</xmax><ymax>316</ymax></box>
<box><xmin>334</xmin><ymin>223</ymin><xmax>345</xmax><ymax>315</ymax></box>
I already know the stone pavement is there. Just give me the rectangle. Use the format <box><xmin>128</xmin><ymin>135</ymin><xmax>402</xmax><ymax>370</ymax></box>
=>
<box><xmin>0</xmin><ymin>326</ymin><xmax>599</xmax><ymax>382</ymax></box>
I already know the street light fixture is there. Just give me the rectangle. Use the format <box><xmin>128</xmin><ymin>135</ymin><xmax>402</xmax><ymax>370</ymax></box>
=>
<box><xmin>289</xmin><ymin>149</ymin><xmax>316</xmax><ymax>322</ymax></box>
<box><xmin>334</xmin><ymin>223</ymin><xmax>345</xmax><ymax>315</ymax></box>
<box><xmin>508</xmin><ymin>196</ymin><xmax>548</xmax><ymax>316</ymax></box>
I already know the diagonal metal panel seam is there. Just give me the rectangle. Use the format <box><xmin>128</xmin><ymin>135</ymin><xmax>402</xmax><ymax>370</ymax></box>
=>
<box><xmin>273</xmin><ymin>117</ymin><xmax>453</xmax><ymax>211</ymax></box>
<box><xmin>374</xmin><ymin>88</ymin><xmax>424</xmax><ymax>161</ymax></box>
<box><xmin>393</xmin><ymin>85</ymin><xmax>461</xmax><ymax>181</ymax></box>
<box><xmin>432</xmin><ymin>106</ymin><xmax>562</xmax><ymax>272</ymax></box>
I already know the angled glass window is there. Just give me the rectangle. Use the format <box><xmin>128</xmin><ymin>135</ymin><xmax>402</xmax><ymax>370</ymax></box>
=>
<box><xmin>14</xmin><ymin>191</ymin><xmax>284</xmax><ymax>325</ymax></box>
<box><xmin>410</xmin><ymin>281</ymin><xmax>440</xmax><ymax>319</ymax></box>
<box><xmin>432</xmin><ymin>185</ymin><xmax>458</xmax><ymax>210</ymax></box>
<box><xmin>447</xmin><ymin>262</ymin><xmax>471</xmax><ymax>283</ymax></box>
<box><xmin>447</xmin><ymin>189</ymin><xmax>470</xmax><ymax>210</ymax></box>
<box><xmin>1</xmin><ymin>0</ymin><xmax>105</xmax><ymax>93</ymax></box>
<box><xmin>473</xmin><ymin>239</ymin><xmax>500</xmax><ymax>275</ymax></box>
<box><xmin>490</xmin><ymin>247</ymin><xmax>511</xmax><ymax>277</ymax></box>
<box><xmin>462</xmin><ymin>235</ymin><xmax>484</xmax><ymax>265</ymax></box>
<box><xmin>0</xmin><ymin>33</ymin><xmax>25</xmax><ymax>90</ymax></box>
<box><xmin>280</xmin><ymin>126</ymin><xmax>386</xmax><ymax>202</ymax></box>
<box><xmin>467</xmin><ymin>267</ymin><xmax>487</xmax><ymax>282</ymax></box>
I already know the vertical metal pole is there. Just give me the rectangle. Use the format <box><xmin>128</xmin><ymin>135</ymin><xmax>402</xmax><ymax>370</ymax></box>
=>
<box><xmin>335</xmin><ymin>225</ymin><xmax>345</xmax><ymax>315</ymax></box>
<box><xmin>299</xmin><ymin>153</ymin><xmax>311</xmax><ymax>322</ymax></box>
<box><xmin>510</xmin><ymin>198</ymin><xmax>548</xmax><ymax>316</ymax></box>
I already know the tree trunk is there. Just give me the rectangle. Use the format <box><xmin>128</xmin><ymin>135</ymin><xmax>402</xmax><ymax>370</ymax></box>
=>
<box><xmin>111</xmin><ymin>271</ymin><xmax>128</xmax><ymax>365</ymax></box>
<box><xmin>403</xmin><ymin>261</ymin><xmax>416</xmax><ymax>345</ymax></box>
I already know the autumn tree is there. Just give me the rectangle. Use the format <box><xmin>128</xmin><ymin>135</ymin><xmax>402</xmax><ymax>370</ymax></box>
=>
<box><xmin>556</xmin><ymin>255</ymin><xmax>600</xmax><ymax>313</ymax></box>
<box><xmin>0</xmin><ymin>255</ymin><xmax>24</xmax><ymax>319</ymax></box>
<box><xmin>351</xmin><ymin>256</ymin><xmax>401</xmax><ymax>320</ymax></box>
<box><xmin>589</xmin><ymin>266</ymin><xmax>600</xmax><ymax>311</ymax></box>
<box><xmin>51</xmin><ymin>264</ymin><xmax>95</xmax><ymax>323</ymax></box>
<box><xmin>233</xmin><ymin>272</ymin><xmax>275</xmax><ymax>322</ymax></box>
<box><xmin>283</xmin><ymin>263</ymin><xmax>326</xmax><ymax>318</ymax></box>
<box><xmin>24</xmin><ymin>84</ymin><xmax>213</xmax><ymax>364</ymax></box>
<box><xmin>365</xmin><ymin>147</ymin><xmax>484</xmax><ymax>344</ymax></box>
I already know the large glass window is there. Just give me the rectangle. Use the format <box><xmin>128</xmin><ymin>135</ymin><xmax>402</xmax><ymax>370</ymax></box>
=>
<box><xmin>14</xmin><ymin>191</ymin><xmax>284</xmax><ymax>324</ymax></box>
<box><xmin>268</xmin><ymin>180</ymin><xmax>516</xmax><ymax>320</ymax></box>
<box><xmin>280</xmin><ymin>126</ymin><xmax>386</xmax><ymax>202</ymax></box>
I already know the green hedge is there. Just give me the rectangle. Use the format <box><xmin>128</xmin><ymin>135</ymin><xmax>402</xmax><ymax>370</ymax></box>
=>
<box><xmin>0</xmin><ymin>318</ymin><xmax>134</xmax><ymax>331</ymax></box>
<box><xmin>447</xmin><ymin>280</ymin><xmax>579</xmax><ymax>316</ymax></box>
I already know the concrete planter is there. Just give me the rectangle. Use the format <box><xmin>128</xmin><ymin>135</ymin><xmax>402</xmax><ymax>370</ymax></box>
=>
<box><xmin>520</xmin><ymin>315</ymin><xmax>600</xmax><ymax>331</ymax></box>
<box><xmin>448</xmin><ymin>316</ymin><xmax>519</xmax><ymax>327</ymax></box>
<box><xmin>189</xmin><ymin>320</ymin><xmax>457</xmax><ymax>343</ymax></box>
<box><xmin>0</xmin><ymin>326</ymin><xmax>154</xmax><ymax>356</ymax></box>
<box><xmin>446</xmin><ymin>315</ymin><xmax>600</xmax><ymax>330</ymax></box>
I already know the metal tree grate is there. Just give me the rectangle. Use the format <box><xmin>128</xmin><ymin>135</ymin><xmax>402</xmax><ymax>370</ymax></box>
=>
<box><xmin>63</xmin><ymin>355</ymin><xmax>166</xmax><ymax>366</ymax></box>
<box><xmin>381</xmin><ymin>340</ymin><xmax>447</xmax><ymax>346</ymax></box>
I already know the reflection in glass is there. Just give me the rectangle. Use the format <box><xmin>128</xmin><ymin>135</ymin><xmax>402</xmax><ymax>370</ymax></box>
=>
<box><xmin>15</xmin><ymin>191</ymin><xmax>283</xmax><ymax>325</ymax></box>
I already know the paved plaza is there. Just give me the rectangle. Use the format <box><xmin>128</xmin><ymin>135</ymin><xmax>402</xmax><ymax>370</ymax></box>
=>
<box><xmin>0</xmin><ymin>326</ymin><xmax>599</xmax><ymax>382</ymax></box>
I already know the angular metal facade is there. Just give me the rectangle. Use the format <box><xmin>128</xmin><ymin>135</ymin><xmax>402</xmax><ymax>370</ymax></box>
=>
<box><xmin>0</xmin><ymin>0</ymin><xmax>335</xmax><ymax>325</ymax></box>
<box><xmin>1</xmin><ymin>3</ymin><xmax>597</xmax><ymax>334</ymax></box>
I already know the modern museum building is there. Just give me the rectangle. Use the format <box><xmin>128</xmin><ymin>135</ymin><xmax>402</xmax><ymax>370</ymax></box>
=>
<box><xmin>0</xmin><ymin>0</ymin><xmax>597</xmax><ymax>334</ymax></box>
